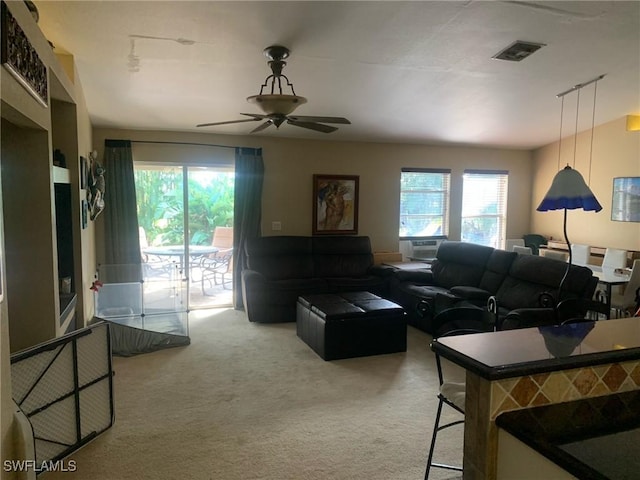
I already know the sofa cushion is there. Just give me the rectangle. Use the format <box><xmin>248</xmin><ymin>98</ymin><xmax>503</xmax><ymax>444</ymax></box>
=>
<box><xmin>478</xmin><ymin>249</ymin><xmax>518</xmax><ymax>293</ymax></box>
<box><xmin>495</xmin><ymin>255</ymin><xmax>596</xmax><ymax>310</ymax></box>
<box><xmin>450</xmin><ymin>286</ymin><xmax>492</xmax><ymax>302</ymax></box>
<box><xmin>312</xmin><ymin>236</ymin><xmax>374</xmax><ymax>277</ymax></box>
<box><xmin>431</xmin><ymin>241</ymin><xmax>494</xmax><ymax>289</ymax></box>
<box><xmin>245</xmin><ymin>236</ymin><xmax>314</xmax><ymax>280</ymax></box>
<box><xmin>397</xmin><ymin>283</ymin><xmax>452</xmax><ymax>302</ymax></box>
<box><xmin>247</xmin><ymin>278</ymin><xmax>327</xmax><ymax>305</ymax></box>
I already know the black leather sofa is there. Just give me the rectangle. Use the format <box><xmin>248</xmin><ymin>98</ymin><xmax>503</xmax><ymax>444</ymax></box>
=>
<box><xmin>389</xmin><ymin>241</ymin><xmax>598</xmax><ymax>333</ymax></box>
<box><xmin>241</xmin><ymin>236</ymin><xmax>394</xmax><ymax>323</ymax></box>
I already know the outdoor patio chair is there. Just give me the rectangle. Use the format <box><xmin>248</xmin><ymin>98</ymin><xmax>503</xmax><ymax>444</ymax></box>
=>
<box><xmin>200</xmin><ymin>227</ymin><xmax>234</xmax><ymax>293</ymax></box>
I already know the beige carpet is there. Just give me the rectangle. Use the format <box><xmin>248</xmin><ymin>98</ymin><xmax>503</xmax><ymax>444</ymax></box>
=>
<box><xmin>42</xmin><ymin>308</ymin><xmax>464</xmax><ymax>480</ymax></box>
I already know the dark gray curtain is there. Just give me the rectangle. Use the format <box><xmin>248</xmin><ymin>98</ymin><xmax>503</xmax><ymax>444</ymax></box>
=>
<box><xmin>103</xmin><ymin>140</ymin><xmax>141</xmax><ymax>277</ymax></box>
<box><xmin>232</xmin><ymin>147</ymin><xmax>264</xmax><ymax>309</ymax></box>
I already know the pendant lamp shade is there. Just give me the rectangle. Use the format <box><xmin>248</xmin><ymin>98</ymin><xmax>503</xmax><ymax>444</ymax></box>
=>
<box><xmin>536</xmin><ymin>166</ymin><xmax>602</xmax><ymax>212</ymax></box>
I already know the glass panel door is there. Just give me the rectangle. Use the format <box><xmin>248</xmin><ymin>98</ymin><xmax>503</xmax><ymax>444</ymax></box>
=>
<box><xmin>186</xmin><ymin>168</ymin><xmax>234</xmax><ymax>308</ymax></box>
<box><xmin>134</xmin><ymin>164</ymin><xmax>234</xmax><ymax>309</ymax></box>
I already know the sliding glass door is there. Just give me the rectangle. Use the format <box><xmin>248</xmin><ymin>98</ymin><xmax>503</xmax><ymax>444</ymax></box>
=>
<box><xmin>134</xmin><ymin>164</ymin><xmax>234</xmax><ymax>309</ymax></box>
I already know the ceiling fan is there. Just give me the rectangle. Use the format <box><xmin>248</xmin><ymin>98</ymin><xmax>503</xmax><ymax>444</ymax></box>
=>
<box><xmin>197</xmin><ymin>45</ymin><xmax>351</xmax><ymax>134</ymax></box>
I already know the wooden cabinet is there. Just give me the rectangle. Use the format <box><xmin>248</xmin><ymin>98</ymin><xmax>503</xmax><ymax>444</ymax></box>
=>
<box><xmin>1</xmin><ymin>1</ymin><xmax>87</xmax><ymax>352</ymax></box>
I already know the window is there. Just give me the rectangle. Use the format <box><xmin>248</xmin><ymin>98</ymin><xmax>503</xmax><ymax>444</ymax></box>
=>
<box><xmin>461</xmin><ymin>170</ymin><xmax>508</xmax><ymax>248</ymax></box>
<box><xmin>400</xmin><ymin>168</ymin><xmax>450</xmax><ymax>238</ymax></box>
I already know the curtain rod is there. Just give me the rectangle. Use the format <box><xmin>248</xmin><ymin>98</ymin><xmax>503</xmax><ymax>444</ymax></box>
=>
<box><xmin>129</xmin><ymin>140</ymin><xmax>254</xmax><ymax>150</ymax></box>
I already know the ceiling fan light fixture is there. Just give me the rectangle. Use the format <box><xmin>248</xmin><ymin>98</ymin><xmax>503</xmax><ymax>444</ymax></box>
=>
<box><xmin>197</xmin><ymin>45</ymin><xmax>350</xmax><ymax>134</ymax></box>
<box><xmin>247</xmin><ymin>94</ymin><xmax>307</xmax><ymax>115</ymax></box>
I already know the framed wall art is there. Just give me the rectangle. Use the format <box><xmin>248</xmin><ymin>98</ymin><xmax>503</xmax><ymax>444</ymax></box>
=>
<box><xmin>1</xmin><ymin>1</ymin><xmax>48</xmax><ymax>107</ymax></box>
<box><xmin>611</xmin><ymin>177</ymin><xmax>640</xmax><ymax>222</ymax></box>
<box><xmin>312</xmin><ymin>174</ymin><xmax>359</xmax><ymax>235</ymax></box>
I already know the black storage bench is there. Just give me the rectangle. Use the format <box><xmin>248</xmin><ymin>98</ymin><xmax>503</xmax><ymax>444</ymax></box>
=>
<box><xmin>296</xmin><ymin>292</ymin><xmax>407</xmax><ymax>361</ymax></box>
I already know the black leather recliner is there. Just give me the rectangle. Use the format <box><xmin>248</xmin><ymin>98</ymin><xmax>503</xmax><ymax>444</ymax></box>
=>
<box><xmin>241</xmin><ymin>236</ymin><xmax>394</xmax><ymax>323</ymax></box>
<box><xmin>390</xmin><ymin>241</ymin><xmax>598</xmax><ymax>333</ymax></box>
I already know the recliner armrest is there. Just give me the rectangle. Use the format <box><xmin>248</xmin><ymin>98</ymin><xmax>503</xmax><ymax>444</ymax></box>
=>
<box><xmin>392</xmin><ymin>269</ymin><xmax>434</xmax><ymax>284</ymax></box>
<box><xmin>432</xmin><ymin>306</ymin><xmax>493</xmax><ymax>337</ymax></box>
<box><xmin>500</xmin><ymin>307</ymin><xmax>557</xmax><ymax>330</ymax></box>
<box><xmin>368</xmin><ymin>264</ymin><xmax>397</xmax><ymax>277</ymax></box>
<box><xmin>449</xmin><ymin>286</ymin><xmax>492</xmax><ymax>302</ymax></box>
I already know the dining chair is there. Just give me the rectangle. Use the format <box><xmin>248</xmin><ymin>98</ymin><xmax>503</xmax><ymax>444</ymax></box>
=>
<box><xmin>513</xmin><ymin>245</ymin><xmax>533</xmax><ymax>255</ymax></box>
<box><xmin>522</xmin><ymin>233</ymin><xmax>548</xmax><ymax>255</ymax></box>
<box><xmin>602</xmin><ymin>248</ymin><xmax>628</xmax><ymax>269</ymax></box>
<box><xmin>600</xmin><ymin>248</ymin><xmax>629</xmax><ymax>299</ymax></box>
<box><xmin>199</xmin><ymin>226</ymin><xmax>234</xmax><ymax>293</ymax></box>
<box><xmin>542</xmin><ymin>250</ymin><xmax>568</xmax><ymax>262</ymax></box>
<box><xmin>570</xmin><ymin>244</ymin><xmax>591</xmax><ymax>266</ymax></box>
<box><xmin>610</xmin><ymin>259</ymin><xmax>640</xmax><ymax>318</ymax></box>
<box><xmin>139</xmin><ymin>227</ymin><xmax>173</xmax><ymax>279</ymax></box>
<box><xmin>211</xmin><ymin>226</ymin><xmax>234</xmax><ymax>254</ymax></box>
<box><xmin>505</xmin><ymin>239</ymin><xmax>525</xmax><ymax>252</ymax></box>
<box><xmin>425</xmin><ymin>324</ymin><xmax>484</xmax><ymax>479</ymax></box>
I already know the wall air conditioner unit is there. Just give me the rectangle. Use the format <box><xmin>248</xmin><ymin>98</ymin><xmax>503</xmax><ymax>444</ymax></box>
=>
<box><xmin>399</xmin><ymin>237</ymin><xmax>446</xmax><ymax>262</ymax></box>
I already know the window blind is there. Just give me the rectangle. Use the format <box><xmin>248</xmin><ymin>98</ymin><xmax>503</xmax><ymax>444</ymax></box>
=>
<box><xmin>461</xmin><ymin>170</ymin><xmax>509</xmax><ymax>248</ymax></box>
<box><xmin>400</xmin><ymin>168</ymin><xmax>451</xmax><ymax>238</ymax></box>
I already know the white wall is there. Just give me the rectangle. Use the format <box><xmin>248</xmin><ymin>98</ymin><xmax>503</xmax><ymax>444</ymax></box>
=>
<box><xmin>92</xmin><ymin>128</ymin><xmax>533</xmax><ymax>259</ymax></box>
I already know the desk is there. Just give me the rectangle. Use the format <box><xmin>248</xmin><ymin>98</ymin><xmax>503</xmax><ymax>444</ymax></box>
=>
<box><xmin>431</xmin><ymin>318</ymin><xmax>640</xmax><ymax>479</ymax></box>
<box><xmin>586</xmin><ymin>264</ymin><xmax>630</xmax><ymax>314</ymax></box>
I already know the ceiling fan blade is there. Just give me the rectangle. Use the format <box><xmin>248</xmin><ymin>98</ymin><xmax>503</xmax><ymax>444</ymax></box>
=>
<box><xmin>287</xmin><ymin>120</ymin><xmax>338</xmax><ymax>133</ymax></box>
<box><xmin>287</xmin><ymin>115</ymin><xmax>351</xmax><ymax>125</ymax></box>
<box><xmin>196</xmin><ymin>118</ymin><xmax>260</xmax><ymax>127</ymax></box>
<box><xmin>250</xmin><ymin>121</ymin><xmax>274</xmax><ymax>133</ymax></box>
<box><xmin>240</xmin><ymin>113</ymin><xmax>268</xmax><ymax>120</ymax></box>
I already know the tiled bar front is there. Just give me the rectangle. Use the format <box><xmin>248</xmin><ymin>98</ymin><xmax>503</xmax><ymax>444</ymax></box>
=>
<box><xmin>432</xmin><ymin>318</ymin><xmax>640</xmax><ymax>480</ymax></box>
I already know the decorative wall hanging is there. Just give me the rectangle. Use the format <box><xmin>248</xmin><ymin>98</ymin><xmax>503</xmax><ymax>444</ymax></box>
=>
<box><xmin>612</xmin><ymin>177</ymin><xmax>640</xmax><ymax>222</ymax></box>
<box><xmin>0</xmin><ymin>1</ymin><xmax>48</xmax><ymax>107</ymax></box>
<box><xmin>87</xmin><ymin>151</ymin><xmax>105</xmax><ymax>221</ymax></box>
<box><xmin>312</xmin><ymin>174</ymin><xmax>359</xmax><ymax>235</ymax></box>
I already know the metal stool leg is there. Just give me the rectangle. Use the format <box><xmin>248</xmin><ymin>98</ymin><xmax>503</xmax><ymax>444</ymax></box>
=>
<box><xmin>425</xmin><ymin>394</ymin><xmax>464</xmax><ymax>479</ymax></box>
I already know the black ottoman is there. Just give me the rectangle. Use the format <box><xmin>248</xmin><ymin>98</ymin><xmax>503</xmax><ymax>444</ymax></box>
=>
<box><xmin>296</xmin><ymin>291</ymin><xmax>407</xmax><ymax>361</ymax></box>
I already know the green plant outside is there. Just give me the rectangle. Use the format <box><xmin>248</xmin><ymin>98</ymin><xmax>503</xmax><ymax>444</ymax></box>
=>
<box><xmin>135</xmin><ymin>168</ymin><xmax>234</xmax><ymax>246</ymax></box>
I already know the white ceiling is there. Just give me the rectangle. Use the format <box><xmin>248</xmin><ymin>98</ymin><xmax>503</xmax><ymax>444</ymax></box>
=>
<box><xmin>35</xmin><ymin>1</ymin><xmax>640</xmax><ymax>149</ymax></box>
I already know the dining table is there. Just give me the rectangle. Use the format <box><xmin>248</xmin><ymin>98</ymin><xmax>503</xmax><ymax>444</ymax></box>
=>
<box><xmin>585</xmin><ymin>264</ymin><xmax>631</xmax><ymax>314</ymax></box>
<box><xmin>143</xmin><ymin>245</ymin><xmax>219</xmax><ymax>274</ymax></box>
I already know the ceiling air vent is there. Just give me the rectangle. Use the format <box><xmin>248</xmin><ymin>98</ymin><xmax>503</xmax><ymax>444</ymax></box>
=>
<box><xmin>493</xmin><ymin>41</ymin><xmax>545</xmax><ymax>62</ymax></box>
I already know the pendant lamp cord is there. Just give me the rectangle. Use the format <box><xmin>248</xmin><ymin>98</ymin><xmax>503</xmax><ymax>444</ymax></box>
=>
<box><xmin>572</xmin><ymin>89</ymin><xmax>581</xmax><ymax>169</ymax></box>
<box><xmin>588</xmin><ymin>80</ymin><xmax>599</xmax><ymax>185</ymax></box>
<box><xmin>557</xmin><ymin>96</ymin><xmax>564</xmax><ymax>172</ymax></box>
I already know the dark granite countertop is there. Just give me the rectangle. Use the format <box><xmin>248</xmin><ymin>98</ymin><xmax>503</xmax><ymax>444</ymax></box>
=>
<box><xmin>496</xmin><ymin>390</ymin><xmax>640</xmax><ymax>480</ymax></box>
<box><xmin>431</xmin><ymin>317</ymin><xmax>640</xmax><ymax>380</ymax></box>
